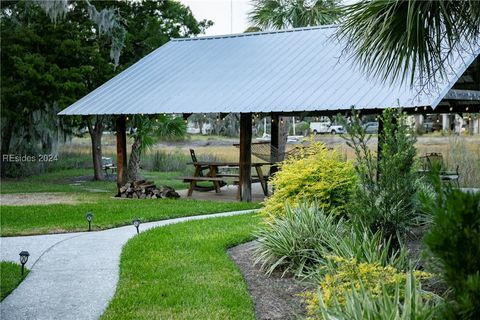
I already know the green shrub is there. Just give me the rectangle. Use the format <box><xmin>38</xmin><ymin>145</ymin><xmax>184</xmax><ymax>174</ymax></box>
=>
<box><xmin>342</xmin><ymin>108</ymin><xmax>419</xmax><ymax>245</ymax></box>
<box><xmin>424</xmin><ymin>187</ymin><xmax>480</xmax><ymax>319</ymax></box>
<box><xmin>261</xmin><ymin>142</ymin><xmax>356</xmax><ymax>218</ymax></box>
<box><xmin>306</xmin><ymin>273</ymin><xmax>440</xmax><ymax>320</ymax></box>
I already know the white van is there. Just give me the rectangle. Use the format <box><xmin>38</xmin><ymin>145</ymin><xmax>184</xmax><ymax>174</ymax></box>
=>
<box><xmin>310</xmin><ymin>122</ymin><xmax>345</xmax><ymax>134</ymax></box>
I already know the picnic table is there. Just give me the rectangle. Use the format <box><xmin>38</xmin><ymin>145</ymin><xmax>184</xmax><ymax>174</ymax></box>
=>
<box><xmin>179</xmin><ymin>161</ymin><xmax>274</xmax><ymax>199</ymax></box>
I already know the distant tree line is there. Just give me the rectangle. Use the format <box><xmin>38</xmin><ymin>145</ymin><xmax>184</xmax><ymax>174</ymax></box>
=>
<box><xmin>1</xmin><ymin>0</ymin><xmax>211</xmax><ymax>178</ymax></box>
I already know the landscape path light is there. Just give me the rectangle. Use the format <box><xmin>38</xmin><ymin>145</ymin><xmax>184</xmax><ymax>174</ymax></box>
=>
<box><xmin>86</xmin><ymin>212</ymin><xmax>93</xmax><ymax>231</ymax></box>
<box><xmin>133</xmin><ymin>218</ymin><xmax>141</xmax><ymax>234</ymax></box>
<box><xmin>19</xmin><ymin>251</ymin><xmax>29</xmax><ymax>276</ymax></box>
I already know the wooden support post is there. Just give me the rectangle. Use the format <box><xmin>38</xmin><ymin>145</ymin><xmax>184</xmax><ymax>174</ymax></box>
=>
<box><xmin>239</xmin><ymin>113</ymin><xmax>252</xmax><ymax>202</ymax></box>
<box><xmin>116</xmin><ymin>115</ymin><xmax>128</xmax><ymax>194</ymax></box>
<box><xmin>270</xmin><ymin>113</ymin><xmax>280</xmax><ymax>176</ymax></box>
<box><xmin>376</xmin><ymin>116</ymin><xmax>384</xmax><ymax>182</ymax></box>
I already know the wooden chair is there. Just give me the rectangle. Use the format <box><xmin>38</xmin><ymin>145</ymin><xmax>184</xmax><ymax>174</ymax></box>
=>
<box><xmin>423</xmin><ymin>153</ymin><xmax>460</xmax><ymax>187</ymax></box>
<box><xmin>189</xmin><ymin>149</ymin><xmax>209</xmax><ymax>177</ymax></box>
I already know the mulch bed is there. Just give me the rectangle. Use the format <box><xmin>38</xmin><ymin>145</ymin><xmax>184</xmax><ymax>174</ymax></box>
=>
<box><xmin>229</xmin><ymin>227</ymin><xmax>447</xmax><ymax>320</ymax></box>
<box><xmin>228</xmin><ymin>241</ymin><xmax>312</xmax><ymax>320</ymax></box>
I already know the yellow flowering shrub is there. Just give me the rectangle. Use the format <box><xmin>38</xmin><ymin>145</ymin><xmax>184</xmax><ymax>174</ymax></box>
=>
<box><xmin>301</xmin><ymin>291</ymin><xmax>320</xmax><ymax>317</ymax></box>
<box><xmin>262</xmin><ymin>142</ymin><xmax>356</xmax><ymax>218</ymax></box>
<box><xmin>303</xmin><ymin>256</ymin><xmax>432</xmax><ymax>317</ymax></box>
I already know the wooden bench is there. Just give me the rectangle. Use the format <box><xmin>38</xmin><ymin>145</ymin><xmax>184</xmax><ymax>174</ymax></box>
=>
<box><xmin>179</xmin><ymin>176</ymin><xmax>227</xmax><ymax>196</ymax></box>
<box><xmin>102</xmin><ymin>157</ymin><xmax>117</xmax><ymax>177</ymax></box>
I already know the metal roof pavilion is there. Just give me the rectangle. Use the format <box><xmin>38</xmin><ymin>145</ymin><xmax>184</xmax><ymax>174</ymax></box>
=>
<box><xmin>59</xmin><ymin>25</ymin><xmax>480</xmax><ymax>116</ymax></box>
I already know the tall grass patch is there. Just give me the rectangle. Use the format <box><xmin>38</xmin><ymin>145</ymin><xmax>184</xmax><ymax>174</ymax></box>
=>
<box><xmin>445</xmin><ymin>136</ymin><xmax>480</xmax><ymax>188</ymax></box>
<box><xmin>143</xmin><ymin>150</ymin><xmax>189</xmax><ymax>172</ymax></box>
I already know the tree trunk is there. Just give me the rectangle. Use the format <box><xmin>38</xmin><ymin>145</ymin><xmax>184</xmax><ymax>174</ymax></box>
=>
<box><xmin>0</xmin><ymin>121</ymin><xmax>14</xmax><ymax>177</ymax></box>
<box><xmin>1</xmin><ymin>121</ymin><xmax>13</xmax><ymax>155</ymax></box>
<box><xmin>116</xmin><ymin>116</ymin><xmax>128</xmax><ymax>192</ymax></box>
<box><xmin>127</xmin><ymin>137</ymin><xmax>141</xmax><ymax>181</ymax></box>
<box><xmin>86</xmin><ymin>116</ymin><xmax>105</xmax><ymax>180</ymax></box>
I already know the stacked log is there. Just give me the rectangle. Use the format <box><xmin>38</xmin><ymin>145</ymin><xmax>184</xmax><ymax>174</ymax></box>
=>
<box><xmin>118</xmin><ymin>180</ymin><xmax>180</xmax><ymax>199</ymax></box>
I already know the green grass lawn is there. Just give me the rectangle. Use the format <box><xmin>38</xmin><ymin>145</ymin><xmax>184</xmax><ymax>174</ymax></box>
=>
<box><xmin>0</xmin><ymin>169</ymin><xmax>189</xmax><ymax>194</ymax></box>
<box><xmin>0</xmin><ymin>262</ymin><xmax>29</xmax><ymax>301</ymax></box>
<box><xmin>101</xmin><ymin>213</ymin><xmax>259</xmax><ymax>320</ymax></box>
<box><xmin>1</xmin><ymin>199</ymin><xmax>260</xmax><ymax>236</ymax></box>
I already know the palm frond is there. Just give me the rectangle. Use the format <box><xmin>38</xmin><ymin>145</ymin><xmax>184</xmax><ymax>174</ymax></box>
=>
<box><xmin>128</xmin><ymin>115</ymin><xmax>186</xmax><ymax>154</ymax></box>
<box><xmin>338</xmin><ymin>0</ymin><xmax>480</xmax><ymax>86</ymax></box>
<box><xmin>249</xmin><ymin>0</ymin><xmax>342</xmax><ymax>30</ymax></box>
<box><xmin>155</xmin><ymin>115</ymin><xmax>186</xmax><ymax>140</ymax></box>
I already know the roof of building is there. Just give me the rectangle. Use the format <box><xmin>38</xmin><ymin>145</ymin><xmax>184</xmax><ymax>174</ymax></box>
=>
<box><xmin>59</xmin><ymin>25</ymin><xmax>479</xmax><ymax>116</ymax></box>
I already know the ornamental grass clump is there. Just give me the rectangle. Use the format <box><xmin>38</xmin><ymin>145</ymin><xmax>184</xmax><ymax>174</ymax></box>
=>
<box><xmin>253</xmin><ymin>203</ymin><xmax>409</xmax><ymax>277</ymax></box>
<box><xmin>261</xmin><ymin>142</ymin><xmax>356</xmax><ymax>218</ymax></box>
<box><xmin>253</xmin><ymin>203</ymin><xmax>348</xmax><ymax>276</ymax></box>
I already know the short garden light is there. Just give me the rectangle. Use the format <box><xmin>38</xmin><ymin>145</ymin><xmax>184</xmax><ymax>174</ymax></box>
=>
<box><xmin>19</xmin><ymin>251</ymin><xmax>29</xmax><ymax>276</ymax></box>
<box><xmin>86</xmin><ymin>212</ymin><xmax>93</xmax><ymax>231</ymax></box>
<box><xmin>132</xmin><ymin>218</ymin><xmax>141</xmax><ymax>234</ymax></box>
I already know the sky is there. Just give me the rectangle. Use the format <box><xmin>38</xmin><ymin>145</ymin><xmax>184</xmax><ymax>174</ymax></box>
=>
<box><xmin>178</xmin><ymin>1</ymin><xmax>357</xmax><ymax>36</ymax></box>
<box><xmin>179</xmin><ymin>0</ymin><xmax>253</xmax><ymax>36</ymax></box>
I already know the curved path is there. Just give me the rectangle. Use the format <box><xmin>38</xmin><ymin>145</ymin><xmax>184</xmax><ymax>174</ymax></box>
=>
<box><xmin>0</xmin><ymin>209</ymin><xmax>256</xmax><ymax>320</ymax></box>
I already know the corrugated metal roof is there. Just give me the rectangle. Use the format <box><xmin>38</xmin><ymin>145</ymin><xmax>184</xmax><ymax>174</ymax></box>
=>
<box><xmin>58</xmin><ymin>25</ymin><xmax>479</xmax><ymax>116</ymax></box>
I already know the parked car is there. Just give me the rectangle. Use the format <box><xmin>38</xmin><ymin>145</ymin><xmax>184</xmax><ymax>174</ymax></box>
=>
<box><xmin>310</xmin><ymin>122</ymin><xmax>345</xmax><ymax>134</ymax></box>
<box><xmin>363</xmin><ymin>122</ymin><xmax>379</xmax><ymax>134</ymax></box>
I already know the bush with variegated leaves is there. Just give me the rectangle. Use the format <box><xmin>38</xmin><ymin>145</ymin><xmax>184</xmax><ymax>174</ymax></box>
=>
<box><xmin>261</xmin><ymin>142</ymin><xmax>356</xmax><ymax>218</ymax></box>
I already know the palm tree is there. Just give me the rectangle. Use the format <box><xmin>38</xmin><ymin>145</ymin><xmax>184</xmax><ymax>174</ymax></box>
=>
<box><xmin>127</xmin><ymin>115</ymin><xmax>186</xmax><ymax>181</ymax></box>
<box><xmin>249</xmin><ymin>0</ymin><xmax>342</xmax><ymax>29</ymax></box>
<box><xmin>249</xmin><ymin>0</ymin><xmax>342</xmax><ymax>160</ymax></box>
<box><xmin>339</xmin><ymin>0</ymin><xmax>480</xmax><ymax>86</ymax></box>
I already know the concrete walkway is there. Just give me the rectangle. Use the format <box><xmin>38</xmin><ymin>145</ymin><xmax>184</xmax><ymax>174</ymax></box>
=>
<box><xmin>0</xmin><ymin>209</ymin><xmax>256</xmax><ymax>320</ymax></box>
